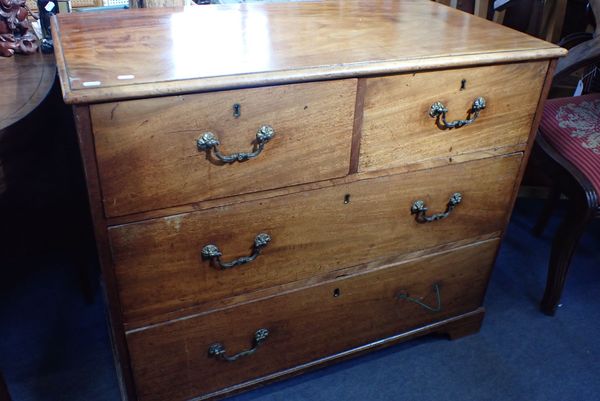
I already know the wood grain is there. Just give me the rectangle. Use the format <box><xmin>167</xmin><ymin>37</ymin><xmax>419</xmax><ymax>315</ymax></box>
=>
<box><xmin>542</xmin><ymin>0</ymin><xmax>567</xmax><ymax>43</ymax></box>
<box><xmin>105</xmin><ymin>143</ymin><xmax>527</xmax><ymax>227</ymax></box>
<box><xmin>173</xmin><ymin>307</ymin><xmax>485</xmax><ymax>401</ymax></box>
<box><xmin>50</xmin><ymin>1</ymin><xmax>565</xmax><ymax>104</ymax></box>
<box><xmin>349</xmin><ymin>78</ymin><xmax>366</xmax><ymax>174</ymax></box>
<box><xmin>0</xmin><ymin>53</ymin><xmax>55</xmax><ymax>131</ymax></box>
<box><xmin>92</xmin><ymin>80</ymin><xmax>356</xmax><ymax>217</ymax></box>
<box><xmin>124</xmin><ymin>232</ymin><xmax>500</xmax><ymax>330</ymax></box>
<box><xmin>359</xmin><ymin>61</ymin><xmax>547</xmax><ymax>172</ymax></box>
<box><xmin>110</xmin><ymin>154</ymin><xmax>521</xmax><ymax>326</ymax></box>
<box><xmin>126</xmin><ymin>239</ymin><xmax>499</xmax><ymax>401</ymax></box>
<box><xmin>49</xmin><ymin>3</ymin><xmax>566</xmax><ymax>400</ymax></box>
<box><xmin>501</xmin><ymin>60</ymin><xmax>556</xmax><ymax>233</ymax></box>
<box><xmin>474</xmin><ymin>0</ymin><xmax>490</xmax><ymax>19</ymax></box>
<box><xmin>71</xmin><ymin>106</ymin><xmax>136</xmax><ymax>401</ymax></box>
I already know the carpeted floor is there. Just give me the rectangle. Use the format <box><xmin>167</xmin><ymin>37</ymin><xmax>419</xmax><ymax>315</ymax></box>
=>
<box><xmin>1</xmin><ymin>198</ymin><xmax>599</xmax><ymax>401</ymax></box>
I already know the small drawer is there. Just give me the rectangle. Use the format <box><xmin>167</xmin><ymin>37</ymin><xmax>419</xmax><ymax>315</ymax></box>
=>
<box><xmin>126</xmin><ymin>239</ymin><xmax>498</xmax><ymax>401</ymax></box>
<box><xmin>359</xmin><ymin>61</ymin><xmax>547</xmax><ymax>172</ymax></box>
<box><xmin>91</xmin><ymin>79</ymin><xmax>357</xmax><ymax>217</ymax></box>
<box><xmin>110</xmin><ymin>154</ymin><xmax>521</xmax><ymax>326</ymax></box>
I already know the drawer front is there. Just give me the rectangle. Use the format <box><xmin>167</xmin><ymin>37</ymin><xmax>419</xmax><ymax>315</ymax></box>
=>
<box><xmin>127</xmin><ymin>239</ymin><xmax>499</xmax><ymax>401</ymax></box>
<box><xmin>91</xmin><ymin>80</ymin><xmax>357</xmax><ymax>217</ymax></box>
<box><xmin>359</xmin><ymin>62</ymin><xmax>547</xmax><ymax>172</ymax></box>
<box><xmin>110</xmin><ymin>154</ymin><xmax>521</xmax><ymax>325</ymax></box>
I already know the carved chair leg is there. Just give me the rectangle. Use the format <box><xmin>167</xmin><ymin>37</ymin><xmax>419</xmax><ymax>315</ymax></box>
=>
<box><xmin>532</xmin><ymin>185</ymin><xmax>561</xmax><ymax>237</ymax></box>
<box><xmin>540</xmin><ymin>194</ymin><xmax>593</xmax><ymax>315</ymax></box>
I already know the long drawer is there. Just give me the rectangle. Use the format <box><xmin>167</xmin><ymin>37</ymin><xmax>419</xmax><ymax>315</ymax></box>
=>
<box><xmin>110</xmin><ymin>154</ymin><xmax>521</xmax><ymax>325</ymax></box>
<box><xmin>91</xmin><ymin>79</ymin><xmax>357</xmax><ymax>217</ymax></box>
<box><xmin>126</xmin><ymin>239</ymin><xmax>499</xmax><ymax>401</ymax></box>
<box><xmin>359</xmin><ymin>62</ymin><xmax>547</xmax><ymax>172</ymax></box>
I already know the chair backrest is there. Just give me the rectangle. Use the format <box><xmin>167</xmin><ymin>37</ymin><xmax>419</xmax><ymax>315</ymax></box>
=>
<box><xmin>493</xmin><ymin>0</ymin><xmax>543</xmax><ymax>33</ymax></box>
<box><xmin>433</xmin><ymin>0</ymin><xmax>565</xmax><ymax>38</ymax></box>
<box><xmin>554</xmin><ymin>0</ymin><xmax>600</xmax><ymax>81</ymax></box>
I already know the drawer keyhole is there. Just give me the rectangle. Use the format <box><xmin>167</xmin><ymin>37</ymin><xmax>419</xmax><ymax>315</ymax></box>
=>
<box><xmin>333</xmin><ymin>288</ymin><xmax>341</xmax><ymax>297</ymax></box>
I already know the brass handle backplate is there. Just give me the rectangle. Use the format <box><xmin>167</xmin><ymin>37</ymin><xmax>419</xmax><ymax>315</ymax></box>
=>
<box><xmin>429</xmin><ymin>97</ymin><xmax>486</xmax><ymax>129</ymax></box>
<box><xmin>411</xmin><ymin>192</ymin><xmax>462</xmax><ymax>223</ymax></box>
<box><xmin>208</xmin><ymin>328</ymin><xmax>270</xmax><ymax>362</ymax></box>
<box><xmin>201</xmin><ymin>233</ymin><xmax>271</xmax><ymax>270</ymax></box>
<box><xmin>397</xmin><ymin>283</ymin><xmax>442</xmax><ymax>312</ymax></box>
<box><xmin>196</xmin><ymin>125</ymin><xmax>275</xmax><ymax>163</ymax></box>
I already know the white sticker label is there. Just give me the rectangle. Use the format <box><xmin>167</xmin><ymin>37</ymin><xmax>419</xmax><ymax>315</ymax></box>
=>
<box><xmin>574</xmin><ymin>80</ymin><xmax>584</xmax><ymax>97</ymax></box>
<box><xmin>45</xmin><ymin>1</ymin><xmax>55</xmax><ymax>12</ymax></box>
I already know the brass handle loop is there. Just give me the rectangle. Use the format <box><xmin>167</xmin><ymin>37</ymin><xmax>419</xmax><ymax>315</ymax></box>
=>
<box><xmin>197</xmin><ymin>125</ymin><xmax>275</xmax><ymax>163</ymax></box>
<box><xmin>397</xmin><ymin>283</ymin><xmax>442</xmax><ymax>313</ymax></box>
<box><xmin>429</xmin><ymin>97</ymin><xmax>486</xmax><ymax>129</ymax></box>
<box><xmin>201</xmin><ymin>233</ymin><xmax>271</xmax><ymax>270</ymax></box>
<box><xmin>411</xmin><ymin>192</ymin><xmax>462</xmax><ymax>223</ymax></box>
<box><xmin>208</xmin><ymin>328</ymin><xmax>270</xmax><ymax>362</ymax></box>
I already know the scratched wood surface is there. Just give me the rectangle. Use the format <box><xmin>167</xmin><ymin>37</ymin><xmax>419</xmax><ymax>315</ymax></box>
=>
<box><xmin>359</xmin><ymin>61</ymin><xmax>548</xmax><ymax>172</ymax></box>
<box><xmin>50</xmin><ymin>1</ymin><xmax>565</xmax><ymax>104</ymax></box>
<box><xmin>110</xmin><ymin>154</ymin><xmax>521</xmax><ymax>327</ymax></box>
<box><xmin>126</xmin><ymin>239</ymin><xmax>498</xmax><ymax>401</ymax></box>
<box><xmin>91</xmin><ymin>79</ymin><xmax>356</xmax><ymax>217</ymax></box>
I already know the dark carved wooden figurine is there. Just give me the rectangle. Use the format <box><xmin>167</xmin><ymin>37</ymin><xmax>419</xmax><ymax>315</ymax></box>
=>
<box><xmin>0</xmin><ymin>0</ymin><xmax>38</xmax><ymax>57</ymax></box>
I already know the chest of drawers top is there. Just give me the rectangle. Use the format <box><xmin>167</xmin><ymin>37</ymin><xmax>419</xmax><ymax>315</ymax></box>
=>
<box><xmin>52</xmin><ymin>0</ymin><xmax>564</xmax><ymax>105</ymax></box>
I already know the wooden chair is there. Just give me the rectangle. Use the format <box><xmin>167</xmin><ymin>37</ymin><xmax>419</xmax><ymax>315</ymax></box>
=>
<box><xmin>531</xmin><ymin>0</ymin><xmax>600</xmax><ymax>316</ymax></box>
<box><xmin>491</xmin><ymin>0</ymin><xmax>569</xmax><ymax>43</ymax></box>
<box><xmin>434</xmin><ymin>0</ymin><xmax>567</xmax><ymax>42</ymax></box>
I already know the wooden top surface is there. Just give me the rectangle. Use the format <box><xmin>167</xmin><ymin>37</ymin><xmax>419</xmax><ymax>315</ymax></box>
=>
<box><xmin>0</xmin><ymin>52</ymin><xmax>56</xmax><ymax>130</ymax></box>
<box><xmin>51</xmin><ymin>0</ymin><xmax>566</xmax><ymax>104</ymax></box>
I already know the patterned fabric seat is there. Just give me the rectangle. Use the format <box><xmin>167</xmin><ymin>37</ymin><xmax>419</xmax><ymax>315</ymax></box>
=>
<box><xmin>539</xmin><ymin>93</ymin><xmax>600</xmax><ymax>196</ymax></box>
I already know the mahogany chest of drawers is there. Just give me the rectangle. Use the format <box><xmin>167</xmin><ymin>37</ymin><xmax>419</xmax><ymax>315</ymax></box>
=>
<box><xmin>51</xmin><ymin>2</ymin><xmax>565</xmax><ymax>400</ymax></box>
